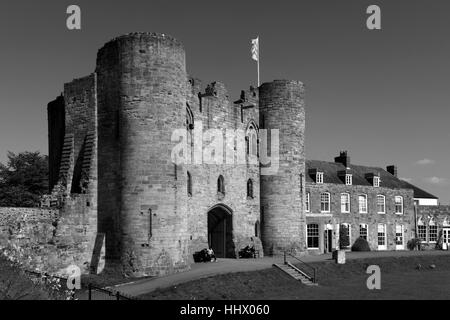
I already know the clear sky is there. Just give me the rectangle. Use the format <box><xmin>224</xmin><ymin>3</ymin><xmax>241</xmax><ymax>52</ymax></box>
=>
<box><xmin>0</xmin><ymin>0</ymin><xmax>449</xmax><ymax>203</ymax></box>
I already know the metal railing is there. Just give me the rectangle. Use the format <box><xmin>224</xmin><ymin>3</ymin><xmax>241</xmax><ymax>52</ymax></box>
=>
<box><xmin>24</xmin><ymin>269</ymin><xmax>135</xmax><ymax>300</ymax></box>
<box><xmin>87</xmin><ymin>283</ymin><xmax>135</xmax><ymax>300</ymax></box>
<box><xmin>284</xmin><ymin>251</ymin><xmax>317</xmax><ymax>283</ymax></box>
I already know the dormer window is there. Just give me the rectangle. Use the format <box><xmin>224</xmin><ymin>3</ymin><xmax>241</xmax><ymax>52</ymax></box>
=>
<box><xmin>345</xmin><ymin>174</ymin><xmax>352</xmax><ymax>186</ymax></box>
<box><xmin>373</xmin><ymin>176</ymin><xmax>380</xmax><ymax>187</ymax></box>
<box><xmin>365</xmin><ymin>173</ymin><xmax>380</xmax><ymax>187</ymax></box>
<box><xmin>316</xmin><ymin>172</ymin><xmax>324</xmax><ymax>184</ymax></box>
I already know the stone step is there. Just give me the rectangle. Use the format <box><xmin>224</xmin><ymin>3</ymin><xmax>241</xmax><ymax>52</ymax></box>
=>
<box><xmin>273</xmin><ymin>263</ymin><xmax>318</xmax><ymax>286</ymax></box>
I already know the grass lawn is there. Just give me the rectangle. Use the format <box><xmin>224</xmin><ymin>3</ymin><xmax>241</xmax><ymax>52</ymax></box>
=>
<box><xmin>141</xmin><ymin>254</ymin><xmax>450</xmax><ymax>300</ymax></box>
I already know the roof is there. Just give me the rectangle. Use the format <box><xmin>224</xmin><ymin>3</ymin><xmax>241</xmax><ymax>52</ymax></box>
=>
<box><xmin>400</xmin><ymin>180</ymin><xmax>438</xmax><ymax>199</ymax></box>
<box><xmin>306</xmin><ymin>159</ymin><xmax>406</xmax><ymax>189</ymax></box>
<box><xmin>305</xmin><ymin>158</ymin><xmax>439</xmax><ymax>200</ymax></box>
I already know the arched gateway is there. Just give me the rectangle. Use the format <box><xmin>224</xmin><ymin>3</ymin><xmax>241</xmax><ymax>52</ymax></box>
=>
<box><xmin>207</xmin><ymin>204</ymin><xmax>234</xmax><ymax>258</ymax></box>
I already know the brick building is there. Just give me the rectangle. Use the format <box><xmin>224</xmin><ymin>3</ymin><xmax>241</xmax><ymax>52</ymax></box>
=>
<box><xmin>415</xmin><ymin>206</ymin><xmax>450</xmax><ymax>250</ymax></box>
<box><xmin>305</xmin><ymin>152</ymin><xmax>415</xmax><ymax>253</ymax></box>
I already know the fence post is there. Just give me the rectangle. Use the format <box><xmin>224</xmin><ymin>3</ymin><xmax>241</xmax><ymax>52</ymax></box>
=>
<box><xmin>88</xmin><ymin>283</ymin><xmax>92</xmax><ymax>300</ymax></box>
<box><xmin>116</xmin><ymin>291</ymin><xmax>120</xmax><ymax>300</ymax></box>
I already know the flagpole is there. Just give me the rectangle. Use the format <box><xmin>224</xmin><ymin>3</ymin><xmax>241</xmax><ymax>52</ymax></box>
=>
<box><xmin>257</xmin><ymin>36</ymin><xmax>260</xmax><ymax>87</ymax></box>
<box><xmin>251</xmin><ymin>36</ymin><xmax>260</xmax><ymax>87</ymax></box>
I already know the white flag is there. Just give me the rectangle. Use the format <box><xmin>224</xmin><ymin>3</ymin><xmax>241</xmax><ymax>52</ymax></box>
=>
<box><xmin>251</xmin><ymin>37</ymin><xmax>259</xmax><ymax>61</ymax></box>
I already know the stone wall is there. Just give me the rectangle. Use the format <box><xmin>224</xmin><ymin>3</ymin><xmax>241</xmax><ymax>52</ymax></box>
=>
<box><xmin>96</xmin><ymin>33</ymin><xmax>190</xmax><ymax>276</ymax></box>
<box><xmin>0</xmin><ymin>206</ymin><xmax>102</xmax><ymax>275</ymax></box>
<box><xmin>259</xmin><ymin>80</ymin><xmax>306</xmax><ymax>255</ymax></box>
<box><xmin>185</xmin><ymin>80</ymin><xmax>262</xmax><ymax>259</ymax></box>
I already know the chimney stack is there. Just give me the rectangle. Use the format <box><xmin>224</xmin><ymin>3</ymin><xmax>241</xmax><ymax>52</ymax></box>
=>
<box><xmin>334</xmin><ymin>151</ymin><xmax>350</xmax><ymax>168</ymax></box>
<box><xmin>386</xmin><ymin>165</ymin><xmax>398</xmax><ymax>177</ymax></box>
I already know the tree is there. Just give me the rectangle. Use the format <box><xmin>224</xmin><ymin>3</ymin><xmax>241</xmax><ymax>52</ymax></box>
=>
<box><xmin>0</xmin><ymin>151</ymin><xmax>48</xmax><ymax>207</ymax></box>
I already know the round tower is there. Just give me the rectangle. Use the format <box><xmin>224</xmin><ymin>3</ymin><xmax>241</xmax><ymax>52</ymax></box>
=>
<box><xmin>96</xmin><ymin>33</ymin><xmax>189</xmax><ymax>276</ymax></box>
<box><xmin>259</xmin><ymin>80</ymin><xmax>306</xmax><ymax>255</ymax></box>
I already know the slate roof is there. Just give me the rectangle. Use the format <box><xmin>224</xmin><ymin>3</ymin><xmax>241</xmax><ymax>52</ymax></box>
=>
<box><xmin>305</xmin><ymin>159</ymin><xmax>438</xmax><ymax>200</ymax></box>
<box><xmin>400</xmin><ymin>180</ymin><xmax>438</xmax><ymax>199</ymax></box>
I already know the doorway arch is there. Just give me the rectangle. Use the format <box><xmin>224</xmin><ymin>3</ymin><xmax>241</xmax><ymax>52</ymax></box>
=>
<box><xmin>207</xmin><ymin>204</ymin><xmax>234</xmax><ymax>258</ymax></box>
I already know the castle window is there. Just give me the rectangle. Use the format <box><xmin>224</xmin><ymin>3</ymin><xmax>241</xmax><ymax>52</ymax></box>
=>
<box><xmin>255</xmin><ymin>220</ymin><xmax>260</xmax><ymax>237</ymax></box>
<box><xmin>305</xmin><ymin>192</ymin><xmax>310</xmax><ymax>212</ymax></box>
<box><xmin>247</xmin><ymin>179</ymin><xmax>254</xmax><ymax>198</ymax></box>
<box><xmin>246</xmin><ymin>122</ymin><xmax>258</xmax><ymax>158</ymax></box>
<box><xmin>148</xmin><ymin>208</ymin><xmax>153</xmax><ymax>240</ymax></box>
<box><xmin>320</xmin><ymin>192</ymin><xmax>330</xmax><ymax>213</ymax></box>
<box><xmin>187</xmin><ymin>171</ymin><xmax>192</xmax><ymax>197</ymax></box>
<box><xmin>341</xmin><ymin>193</ymin><xmax>350</xmax><ymax>213</ymax></box>
<box><xmin>186</xmin><ymin>103</ymin><xmax>194</xmax><ymax>130</ymax></box>
<box><xmin>307</xmin><ymin>224</ymin><xmax>319</xmax><ymax>249</ymax></box>
<box><xmin>217</xmin><ymin>175</ymin><xmax>225</xmax><ymax>195</ymax></box>
<box><xmin>358</xmin><ymin>194</ymin><xmax>368</xmax><ymax>213</ymax></box>
<box><xmin>359</xmin><ymin>224</ymin><xmax>368</xmax><ymax>241</ymax></box>
<box><xmin>373</xmin><ymin>176</ymin><xmax>380</xmax><ymax>187</ymax></box>
<box><xmin>377</xmin><ymin>195</ymin><xmax>385</xmax><ymax>214</ymax></box>
<box><xmin>395</xmin><ymin>196</ymin><xmax>403</xmax><ymax>214</ymax></box>
<box><xmin>345</xmin><ymin>174</ymin><xmax>352</xmax><ymax>186</ymax></box>
<box><xmin>316</xmin><ymin>172</ymin><xmax>324</xmax><ymax>184</ymax></box>
<box><xmin>186</xmin><ymin>104</ymin><xmax>194</xmax><ymax>163</ymax></box>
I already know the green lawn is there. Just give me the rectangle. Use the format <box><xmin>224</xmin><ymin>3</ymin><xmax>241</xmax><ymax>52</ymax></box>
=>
<box><xmin>141</xmin><ymin>254</ymin><xmax>450</xmax><ymax>300</ymax></box>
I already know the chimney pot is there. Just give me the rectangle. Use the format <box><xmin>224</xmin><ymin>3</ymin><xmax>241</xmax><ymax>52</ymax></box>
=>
<box><xmin>334</xmin><ymin>151</ymin><xmax>350</xmax><ymax>168</ymax></box>
<box><xmin>386</xmin><ymin>165</ymin><xmax>398</xmax><ymax>177</ymax></box>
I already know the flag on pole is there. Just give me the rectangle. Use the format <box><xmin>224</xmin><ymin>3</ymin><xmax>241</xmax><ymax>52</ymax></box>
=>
<box><xmin>251</xmin><ymin>37</ymin><xmax>259</xmax><ymax>61</ymax></box>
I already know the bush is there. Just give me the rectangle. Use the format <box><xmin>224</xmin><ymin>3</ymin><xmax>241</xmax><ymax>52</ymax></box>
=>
<box><xmin>351</xmin><ymin>237</ymin><xmax>371</xmax><ymax>252</ymax></box>
<box><xmin>407</xmin><ymin>238</ymin><xmax>421</xmax><ymax>251</ymax></box>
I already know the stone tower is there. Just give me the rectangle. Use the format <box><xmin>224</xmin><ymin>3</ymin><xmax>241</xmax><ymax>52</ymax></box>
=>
<box><xmin>259</xmin><ymin>80</ymin><xmax>307</xmax><ymax>255</ymax></box>
<box><xmin>96</xmin><ymin>33</ymin><xmax>189</xmax><ymax>276</ymax></box>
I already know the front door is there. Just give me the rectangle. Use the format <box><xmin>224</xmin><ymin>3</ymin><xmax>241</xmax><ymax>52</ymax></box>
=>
<box><xmin>207</xmin><ymin>206</ymin><xmax>233</xmax><ymax>258</ymax></box>
<box><xmin>324</xmin><ymin>229</ymin><xmax>333</xmax><ymax>253</ymax></box>
<box><xmin>443</xmin><ymin>229</ymin><xmax>450</xmax><ymax>250</ymax></box>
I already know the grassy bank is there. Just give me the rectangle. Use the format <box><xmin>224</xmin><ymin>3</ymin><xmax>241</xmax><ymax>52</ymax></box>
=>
<box><xmin>0</xmin><ymin>256</ymin><xmax>55</xmax><ymax>300</ymax></box>
<box><xmin>141</xmin><ymin>254</ymin><xmax>450</xmax><ymax>300</ymax></box>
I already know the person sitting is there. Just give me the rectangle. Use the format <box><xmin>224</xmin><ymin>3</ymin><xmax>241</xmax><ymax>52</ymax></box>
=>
<box><xmin>200</xmin><ymin>248</ymin><xmax>211</xmax><ymax>262</ymax></box>
<box><xmin>207</xmin><ymin>247</ymin><xmax>217</xmax><ymax>262</ymax></box>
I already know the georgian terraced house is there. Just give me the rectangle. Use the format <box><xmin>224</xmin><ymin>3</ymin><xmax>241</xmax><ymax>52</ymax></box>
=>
<box><xmin>304</xmin><ymin>151</ymin><xmax>450</xmax><ymax>253</ymax></box>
